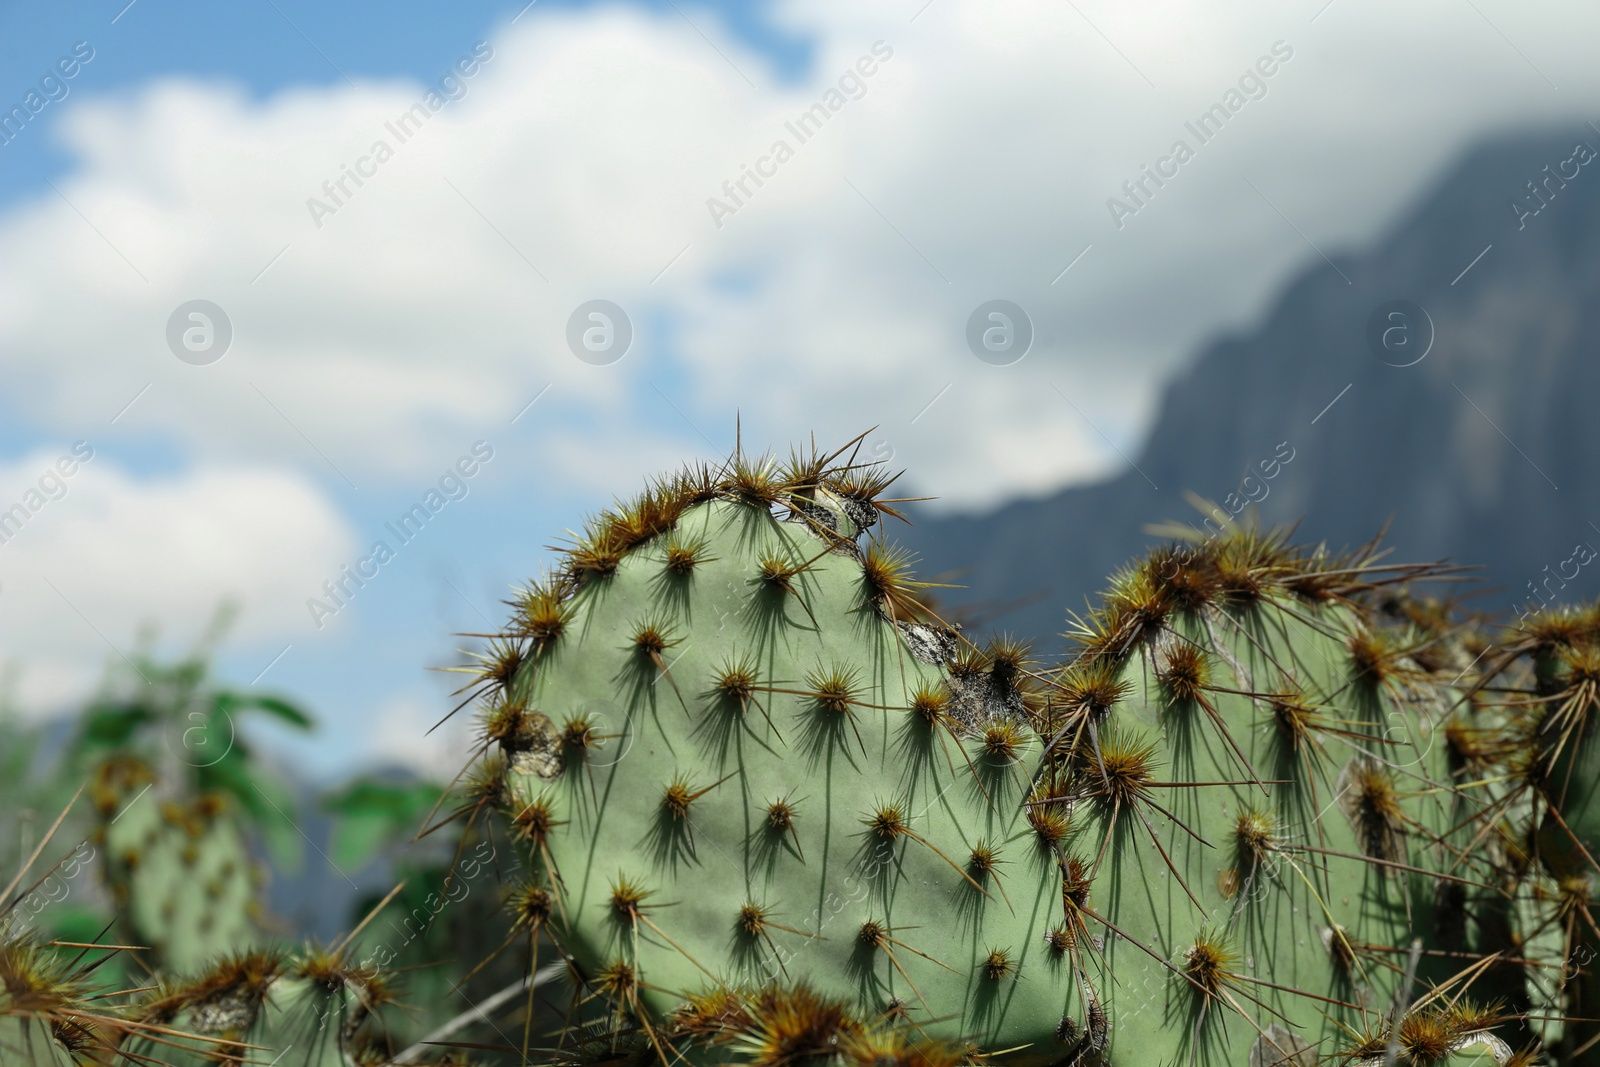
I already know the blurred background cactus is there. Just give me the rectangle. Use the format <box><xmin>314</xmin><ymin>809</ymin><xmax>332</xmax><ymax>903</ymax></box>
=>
<box><xmin>0</xmin><ymin>609</ymin><xmax>524</xmax><ymax>1064</ymax></box>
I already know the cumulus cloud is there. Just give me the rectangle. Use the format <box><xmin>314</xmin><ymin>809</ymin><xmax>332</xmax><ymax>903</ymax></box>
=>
<box><xmin>0</xmin><ymin>448</ymin><xmax>355</xmax><ymax>710</ymax></box>
<box><xmin>360</xmin><ymin>693</ymin><xmax>475</xmax><ymax>781</ymax></box>
<box><xmin>0</xmin><ymin>0</ymin><xmax>1595</xmax><ymax>512</ymax></box>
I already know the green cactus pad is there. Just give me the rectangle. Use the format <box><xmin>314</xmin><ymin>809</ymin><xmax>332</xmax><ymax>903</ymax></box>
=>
<box><xmin>459</xmin><ymin>442</ymin><xmax>1517</xmax><ymax>1066</ymax></box>
<box><xmin>500</xmin><ymin>494</ymin><xmax>1062</xmax><ymax>1048</ymax></box>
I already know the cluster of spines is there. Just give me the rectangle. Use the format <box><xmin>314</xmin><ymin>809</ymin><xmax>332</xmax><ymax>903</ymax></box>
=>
<box><xmin>0</xmin><ymin>929</ymin><xmax>403</xmax><ymax>1066</ymax></box>
<box><xmin>0</xmin><ymin>923</ymin><xmax>116</xmax><ymax>1061</ymax></box>
<box><xmin>670</xmin><ymin>983</ymin><xmax>967</xmax><ymax>1067</ymax></box>
<box><xmin>450</xmin><ymin>436</ymin><xmax>936</xmax><ymax>724</ymax></box>
<box><xmin>1066</xmin><ymin>528</ymin><xmax>1461</xmax><ymax>665</ymax></box>
<box><xmin>541</xmin><ymin>435</ymin><xmax>913</xmax><ymax>600</ymax></box>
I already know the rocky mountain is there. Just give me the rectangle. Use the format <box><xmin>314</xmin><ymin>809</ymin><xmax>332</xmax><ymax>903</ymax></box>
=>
<box><xmin>902</xmin><ymin>128</ymin><xmax>1600</xmax><ymax>643</ymax></box>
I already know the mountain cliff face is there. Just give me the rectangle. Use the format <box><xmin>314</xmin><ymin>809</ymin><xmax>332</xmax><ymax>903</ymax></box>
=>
<box><xmin>903</xmin><ymin>128</ymin><xmax>1600</xmax><ymax>642</ymax></box>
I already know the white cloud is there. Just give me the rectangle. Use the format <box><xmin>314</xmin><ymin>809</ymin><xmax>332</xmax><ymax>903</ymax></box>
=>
<box><xmin>0</xmin><ymin>0</ymin><xmax>1595</xmax><ymax>511</ymax></box>
<box><xmin>360</xmin><ymin>693</ymin><xmax>475</xmax><ymax>782</ymax></box>
<box><xmin>0</xmin><ymin>447</ymin><xmax>355</xmax><ymax>710</ymax></box>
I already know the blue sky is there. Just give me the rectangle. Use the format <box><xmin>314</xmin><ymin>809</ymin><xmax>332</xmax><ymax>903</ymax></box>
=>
<box><xmin>0</xmin><ymin>1</ymin><xmax>810</xmax><ymax>186</ymax></box>
<box><xmin>0</xmin><ymin>0</ymin><xmax>812</xmax><ymax>778</ymax></box>
<box><xmin>0</xmin><ymin>0</ymin><xmax>1591</xmax><ymax>783</ymax></box>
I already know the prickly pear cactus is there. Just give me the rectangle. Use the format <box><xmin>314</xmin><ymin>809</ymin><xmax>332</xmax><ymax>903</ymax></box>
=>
<box><xmin>93</xmin><ymin>758</ymin><xmax>261</xmax><ymax>975</ymax></box>
<box><xmin>1038</xmin><ymin>538</ymin><xmax>1512</xmax><ymax>1066</ymax></box>
<box><xmin>461</xmin><ymin>442</ymin><xmax>1518</xmax><ymax>1066</ymax></box>
<box><xmin>1465</xmin><ymin>604</ymin><xmax>1600</xmax><ymax>1063</ymax></box>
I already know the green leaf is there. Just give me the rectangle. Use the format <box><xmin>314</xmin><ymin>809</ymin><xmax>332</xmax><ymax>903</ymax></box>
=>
<box><xmin>252</xmin><ymin>695</ymin><xmax>313</xmax><ymax>728</ymax></box>
<box><xmin>215</xmin><ymin>691</ymin><xmax>314</xmax><ymax>730</ymax></box>
<box><xmin>322</xmin><ymin>779</ymin><xmax>446</xmax><ymax>869</ymax></box>
<box><xmin>329</xmin><ymin>811</ymin><xmax>398</xmax><ymax>872</ymax></box>
<box><xmin>250</xmin><ymin>771</ymin><xmax>304</xmax><ymax>871</ymax></box>
<box><xmin>46</xmin><ymin>905</ymin><xmax>116</xmax><ymax>945</ymax></box>
<box><xmin>77</xmin><ymin>705</ymin><xmax>152</xmax><ymax>748</ymax></box>
<box><xmin>196</xmin><ymin>748</ymin><xmax>257</xmax><ymax>815</ymax></box>
<box><xmin>260</xmin><ymin>816</ymin><xmax>304</xmax><ymax>876</ymax></box>
<box><xmin>324</xmin><ymin>779</ymin><xmax>441</xmax><ymax>820</ymax></box>
<box><xmin>173</xmin><ymin>707</ymin><xmax>237</xmax><ymax>779</ymax></box>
